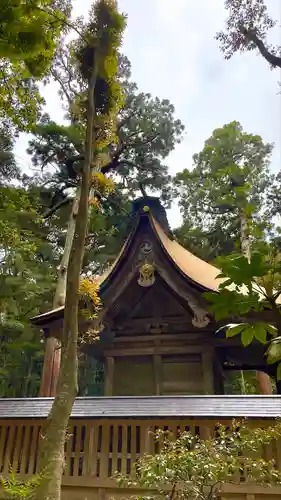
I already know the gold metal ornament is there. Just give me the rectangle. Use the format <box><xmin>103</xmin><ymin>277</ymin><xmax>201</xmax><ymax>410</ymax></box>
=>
<box><xmin>138</xmin><ymin>262</ymin><xmax>156</xmax><ymax>287</ymax></box>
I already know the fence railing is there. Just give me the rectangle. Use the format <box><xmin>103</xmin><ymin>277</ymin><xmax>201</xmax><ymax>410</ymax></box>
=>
<box><xmin>1</xmin><ymin>418</ymin><xmax>281</xmax><ymax>498</ymax></box>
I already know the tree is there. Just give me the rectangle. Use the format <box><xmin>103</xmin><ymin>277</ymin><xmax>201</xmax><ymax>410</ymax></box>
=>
<box><xmin>174</xmin><ymin>121</ymin><xmax>274</xmax><ymax>261</ymax></box>
<box><xmin>216</xmin><ymin>0</ymin><xmax>281</xmax><ymax>69</ymax></box>
<box><xmin>27</xmin><ymin>55</ymin><xmax>184</xmax><ymax>269</ymax></box>
<box><xmin>27</xmin><ymin>82</ymin><xmax>184</xmax><ymax>206</ymax></box>
<box><xmin>117</xmin><ymin>421</ymin><xmax>281</xmax><ymax>500</ymax></box>
<box><xmin>0</xmin><ymin>131</ymin><xmax>101</xmax><ymax>399</ymax></box>
<box><xmin>26</xmin><ymin>57</ymin><xmax>183</xmax><ymax>295</ymax></box>
<box><xmin>174</xmin><ymin>121</ymin><xmax>275</xmax><ymax>393</ymax></box>
<box><xmin>0</xmin><ymin>131</ymin><xmax>57</xmax><ymax>397</ymax></box>
<box><xmin>24</xmin><ymin>35</ymin><xmax>182</xmax><ymax>398</ymax></box>
<box><xmin>33</xmin><ymin>2</ymin><xmax>126</xmax><ymax>499</ymax></box>
<box><xmin>47</xmin><ymin>40</ymin><xmax>184</xmax><ymax>199</ymax></box>
<box><xmin>0</xmin><ymin>0</ymin><xmax>71</xmax><ymax>132</ymax></box>
<box><xmin>0</xmin><ymin>0</ymin><xmax>71</xmax><ymax>76</ymax></box>
<box><xmin>26</xmin><ymin>88</ymin><xmax>184</xmax><ymax>266</ymax></box>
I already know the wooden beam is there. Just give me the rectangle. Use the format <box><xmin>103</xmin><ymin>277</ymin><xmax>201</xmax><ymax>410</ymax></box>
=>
<box><xmin>112</xmin><ymin>333</ymin><xmax>209</xmax><ymax>343</ymax></box>
<box><xmin>104</xmin><ymin>357</ymin><xmax>115</xmax><ymax>396</ymax></box>
<box><xmin>104</xmin><ymin>345</ymin><xmax>206</xmax><ymax>357</ymax></box>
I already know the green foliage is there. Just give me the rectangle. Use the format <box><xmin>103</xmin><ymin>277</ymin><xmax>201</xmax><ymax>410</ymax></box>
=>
<box><xmin>205</xmin><ymin>248</ymin><xmax>281</xmax><ymax>379</ymax></box>
<box><xmin>224</xmin><ymin>370</ymin><xmax>265</xmax><ymax>395</ymax></box>
<box><xmin>0</xmin><ymin>470</ymin><xmax>43</xmax><ymax>499</ymax></box>
<box><xmin>0</xmin><ymin>0</ymin><xmax>72</xmax><ymax>132</ymax></box>
<box><xmin>117</xmin><ymin>422</ymin><xmax>281</xmax><ymax>500</ymax></box>
<box><xmin>114</xmin><ymin>91</ymin><xmax>184</xmax><ymax>202</ymax></box>
<box><xmin>175</xmin><ymin>121</ymin><xmax>273</xmax><ymax>260</ymax></box>
<box><xmin>26</xmin><ymin>53</ymin><xmax>184</xmax><ymax>274</ymax></box>
<box><xmin>75</xmin><ymin>0</ymin><xmax>126</xmax><ymax>116</ymax></box>
<box><xmin>0</xmin><ymin>61</ymin><xmax>44</xmax><ymax>132</ymax></box>
<box><xmin>226</xmin><ymin>322</ymin><xmax>276</xmax><ymax>347</ymax></box>
<box><xmin>28</xmin><ymin>83</ymin><xmax>184</xmax><ymax>207</ymax></box>
<box><xmin>0</xmin><ymin>0</ymin><xmax>71</xmax><ymax>77</ymax></box>
<box><xmin>0</xmin><ymin>134</ymin><xmax>57</xmax><ymax>397</ymax></box>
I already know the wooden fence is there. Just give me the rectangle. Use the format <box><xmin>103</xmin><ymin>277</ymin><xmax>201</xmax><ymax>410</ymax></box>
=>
<box><xmin>0</xmin><ymin>418</ymin><xmax>281</xmax><ymax>500</ymax></box>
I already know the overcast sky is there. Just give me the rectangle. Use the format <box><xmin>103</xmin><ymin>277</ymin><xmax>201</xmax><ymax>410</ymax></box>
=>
<box><xmin>15</xmin><ymin>0</ymin><xmax>281</xmax><ymax>227</ymax></box>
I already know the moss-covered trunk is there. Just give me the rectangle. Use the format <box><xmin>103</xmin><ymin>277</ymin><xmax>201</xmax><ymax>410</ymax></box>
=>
<box><xmin>40</xmin><ymin>187</ymin><xmax>81</xmax><ymax>397</ymax></box>
<box><xmin>34</xmin><ymin>67</ymin><xmax>97</xmax><ymax>500</ymax></box>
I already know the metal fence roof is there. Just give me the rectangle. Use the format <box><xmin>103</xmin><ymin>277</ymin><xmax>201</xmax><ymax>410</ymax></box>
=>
<box><xmin>0</xmin><ymin>395</ymin><xmax>280</xmax><ymax>419</ymax></box>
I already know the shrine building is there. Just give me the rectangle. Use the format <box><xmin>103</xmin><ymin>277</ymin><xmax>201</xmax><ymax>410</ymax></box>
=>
<box><xmin>0</xmin><ymin>197</ymin><xmax>280</xmax><ymax>500</ymax></box>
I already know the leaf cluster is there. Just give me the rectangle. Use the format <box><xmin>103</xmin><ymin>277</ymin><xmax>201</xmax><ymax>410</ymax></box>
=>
<box><xmin>174</xmin><ymin>121</ymin><xmax>273</xmax><ymax>258</ymax></box>
<box><xmin>205</xmin><ymin>249</ymin><xmax>281</xmax><ymax>379</ymax></box>
<box><xmin>75</xmin><ymin>0</ymin><xmax>126</xmax><ymax>115</ymax></box>
<box><xmin>117</xmin><ymin>421</ymin><xmax>281</xmax><ymax>500</ymax></box>
<box><xmin>0</xmin><ymin>0</ymin><xmax>71</xmax><ymax>77</ymax></box>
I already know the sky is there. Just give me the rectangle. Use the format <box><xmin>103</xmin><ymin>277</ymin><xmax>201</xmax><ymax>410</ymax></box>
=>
<box><xmin>15</xmin><ymin>0</ymin><xmax>281</xmax><ymax>228</ymax></box>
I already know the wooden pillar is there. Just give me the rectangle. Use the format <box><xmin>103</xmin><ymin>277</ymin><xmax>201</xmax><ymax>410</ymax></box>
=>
<box><xmin>202</xmin><ymin>350</ymin><xmax>214</xmax><ymax>394</ymax></box>
<box><xmin>104</xmin><ymin>356</ymin><xmax>115</xmax><ymax>396</ymax></box>
<box><xmin>40</xmin><ymin>334</ymin><xmax>61</xmax><ymax>397</ymax></box>
<box><xmin>256</xmin><ymin>371</ymin><xmax>272</xmax><ymax>395</ymax></box>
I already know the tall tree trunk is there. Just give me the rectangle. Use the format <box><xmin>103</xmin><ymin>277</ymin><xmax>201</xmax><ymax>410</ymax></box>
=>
<box><xmin>35</xmin><ymin>66</ymin><xmax>97</xmax><ymax>500</ymax></box>
<box><xmin>240</xmin><ymin>210</ymin><xmax>251</xmax><ymax>262</ymax></box>
<box><xmin>40</xmin><ymin>188</ymin><xmax>81</xmax><ymax>397</ymax></box>
<box><xmin>240</xmin><ymin>209</ymin><xmax>272</xmax><ymax>395</ymax></box>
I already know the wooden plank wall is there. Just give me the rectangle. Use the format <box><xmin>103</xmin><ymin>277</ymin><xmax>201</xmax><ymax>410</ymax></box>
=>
<box><xmin>0</xmin><ymin>418</ymin><xmax>281</xmax><ymax>500</ymax></box>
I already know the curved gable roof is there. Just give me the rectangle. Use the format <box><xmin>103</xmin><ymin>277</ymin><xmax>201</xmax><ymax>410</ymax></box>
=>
<box><xmin>31</xmin><ymin>210</ymin><xmax>268</xmax><ymax>326</ymax></box>
<box><xmin>151</xmin><ymin>217</ymin><xmax>222</xmax><ymax>292</ymax></box>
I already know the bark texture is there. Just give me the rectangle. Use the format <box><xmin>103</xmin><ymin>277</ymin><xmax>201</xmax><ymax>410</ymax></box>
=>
<box><xmin>35</xmin><ymin>65</ymin><xmax>97</xmax><ymax>499</ymax></box>
<box><xmin>40</xmin><ymin>188</ymin><xmax>81</xmax><ymax>397</ymax></box>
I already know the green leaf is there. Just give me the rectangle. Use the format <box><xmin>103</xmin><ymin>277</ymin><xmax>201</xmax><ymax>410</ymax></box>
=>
<box><xmin>266</xmin><ymin>337</ymin><xmax>281</xmax><ymax>364</ymax></box>
<box><xmin>241</xmin><ymin>327</ymin><xmax>254</xmax><ymax>347</ymax></box>
<box><xmin>266</xmin><ymin>324</ymin><xmax>278</xmax><ymax>337</ymax></box>
<box><xmin>226</xmin><ymin>324</ymin><xmax>246</xmax><ymax>337</ymax></box>
<box><xmin>253</xmin><ymin>324</ymin><xmax>267</xmax><ymax>344</ymax></box>
<box><xmin>277</xmin><ymin>363</ymin><xmax>281</xmax><ymax>381</ymax></box>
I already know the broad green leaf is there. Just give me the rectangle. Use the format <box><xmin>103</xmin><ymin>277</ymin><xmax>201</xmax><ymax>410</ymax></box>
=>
<box><xmin>266</xmin><ymin>337</ymin><xmax>281</xmax><ymax>365</ymax></box>
<box><xmin>241</xmin><ymin>327</ymin><xmax>254</xmax><ymax>347</ymax></box>
<box><xmin>226</xmin><ymin>324</ymin><xmax>246</xmax><ymax>337</ymax></box>
<box><xmin>266</xmin><ymin>324</ymin><xmax>278</xmax><ymax>337</ymax></box>
<box><xmin>253</xmin><ymin>324</ymin><xmax>267</xmax><ymax>344</ymax></box>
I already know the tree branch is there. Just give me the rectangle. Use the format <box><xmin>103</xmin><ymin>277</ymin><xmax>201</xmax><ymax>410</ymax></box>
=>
<box><xmin>169</xmin><ymin>482</ymin><xmax>177</xmax><ymax>500</ymax></box>
<box><xmin>50</xmin><ymin>68</ymin><xmax>72</xmax><ymax>105</ymax></box>
<box><xmin>139</xmin><ymin>182</ymin><xmax>147</xmax><ymax>197</ymax></box>
<box><xmin>242</xmin><ymin>28</ymin><xmax>281</xmax><ymax>68</ymax></box>
<box><xmin>35</xmin><ymin>6</ymin><xmax>86</xmax><ymax>42</ymax></box>
<box><xmin>116</xmin><ymin>109</ymin><xmax>135</xmax><ymax>131</ymax></box>
<box><xmin>43</xmin><ymin>197</ymin><xmax>70</xmax><ymax>219</ymax></box>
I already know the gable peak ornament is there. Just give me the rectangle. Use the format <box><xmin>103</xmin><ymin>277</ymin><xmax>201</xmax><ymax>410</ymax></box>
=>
<box><xmin>138</xmin><ymin>262</ymin><xmax>155</xmax><ymax>287</ymax></box>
